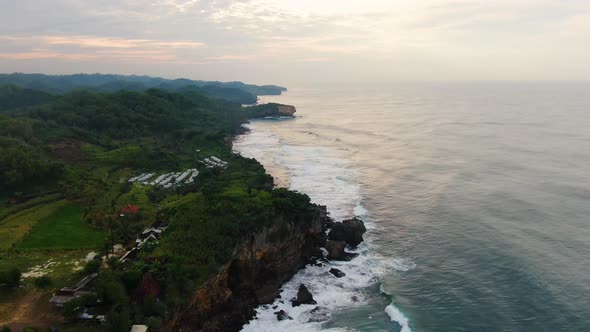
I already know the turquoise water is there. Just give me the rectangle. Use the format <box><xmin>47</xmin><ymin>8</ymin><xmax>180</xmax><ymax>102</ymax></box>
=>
<box><xmin>236</xmin><ymin>82</ymin><xmax>590</xmax><ymax>331</ymax></box>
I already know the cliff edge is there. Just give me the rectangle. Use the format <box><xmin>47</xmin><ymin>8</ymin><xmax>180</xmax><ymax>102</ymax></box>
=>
<box><xmin>243</xmin><ymin>103</ymin><xmax>296</xmax><ymax>118</ymax></box>
<box><xmin>169</xmin><ymin>206</ymin><xmax>328</xmax><ymax>331</ymax></box>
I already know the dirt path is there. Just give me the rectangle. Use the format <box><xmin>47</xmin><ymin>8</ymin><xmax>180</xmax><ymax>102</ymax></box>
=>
<box><xmin>0</xmin><ymin>290</ymin><xmax>62</xmax><ymax>330</ymax></box>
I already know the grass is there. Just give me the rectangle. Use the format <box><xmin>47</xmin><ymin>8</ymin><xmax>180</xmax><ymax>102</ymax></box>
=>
<box><xmin>0</xmin><ymin>200</ymin><xmax>68</xmax><ymax>251</ymax></box>
<box><xmin>18</xmin><ymin>204</ymin><xmax>107</xmax><ymax>250</ymax></box>
<box><xmin>0</xmin><ymin>193</ymin><xmax>62</xmax><ymax>221</ymax></box>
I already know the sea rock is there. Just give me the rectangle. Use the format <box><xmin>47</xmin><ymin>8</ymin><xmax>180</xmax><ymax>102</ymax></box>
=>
<box><xmin>244</xmin><ymin>103</ymin><xmax>297</xmax><ymax>118</ymax></box>
<box><xmin>308</xmin><ymin>306</ymin><xmax>331</xmax><ymax>322</ymax></box>
<box><xmin>275</xmin><ymin>310</ymin><xmax>293</xmax><ymax>321</ymax></box>
<box><xmin>325</xmin><ymin>240</ymin><xmax>358</xmax><ymax>261</ymax></box>
<box><xmin>328</xmin><ymin>217</ymin><xmax>366</xmax><ymax>247</ymax></box>
<box><xmin>325</xmin><ymin>240</ymin><xmax>347</xmax><ymax>260</ymax></box>
<box><xmin>292</xmin><ymin>284</ymin><xmax>317</xmax><ymax>307</ymax></box>
<box><xmin>329</xmin><ymin>268</ymin><xmax>346</xmax><ymax>278</ymax></box>
<box><xmin>276</xmin><ymin>105</ymin><xmax>297</xmax><ymax>116</ymax></box>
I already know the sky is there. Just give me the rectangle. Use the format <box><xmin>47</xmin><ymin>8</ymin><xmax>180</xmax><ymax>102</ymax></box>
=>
<box><xmin>1</xmin><ymin>0</ymin><xmax>589</xmax><ymax>85</ymax></box>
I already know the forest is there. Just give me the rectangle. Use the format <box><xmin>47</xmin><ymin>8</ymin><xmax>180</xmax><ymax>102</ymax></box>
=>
<box><xmin>0</xmin><ymin>82</ymin><xmax>308</xmax><ymax>332</ymax></box>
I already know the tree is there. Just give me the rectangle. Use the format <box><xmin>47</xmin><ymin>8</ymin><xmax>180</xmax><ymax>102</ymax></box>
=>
<box><xmin>105</xmin><ymin>304</ymin><xmax>130</xmax><ymax>332</ymax></box>
<box><xmin>96</xmin><ymin>272</ymin><xmax>128</xmax><ymax>305</ymax></box>
<box><xmin>115</xmin><ymin>216</ymin><xmax>140</xmax><ymax>244</ymax></box>
<box><xmin>62</xmin><ymin>295</ymin><xmax>97</xmax><ymax>321</ymax></box>
<box><xmin>33</xmin><ymin>276</ymin><xmax>52</xmax><ymax>289</ymax></box>
<box><xmin>83</xmin><ymin>259</ymin><xmax>101</xmax><ymax>274</ymax></box>
<box><xmin>0</xmin><ymin>268</ymin><xmax>21</xmax><ymax>288</ymax></box>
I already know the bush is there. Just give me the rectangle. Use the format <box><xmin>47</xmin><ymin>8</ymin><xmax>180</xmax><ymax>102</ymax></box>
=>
<box><xmin>83</xmin><ymin>259</ymin><xmax>101</xmax><ymax>274</ymax></box>
<box><xmin>105</xmin><ymin>304</ymin><xmax>130</xmax><ymax>332</ymax></box>
<box><xmin>62</xmin><ymin>294</ymin><xmax>97</xmax><ymax>321</ymax></box>
<box><xmin>2</xmin><ymin>325</ymin><xmax>11</xmax><ymax>332</ymax></box>
<box><xmin>0</xmin><ymin>268</ymin><xmax>21</xmax><ymax>288</ymax></box>
<box><xmin>96</xmin><ymin>272</ymin><xmax>128</xmax><ymax>305</ymax></box>
<box><xmin>147</xmin><ymin>316</ymin><xmax>163</xmax><ymax>329</ymax></box>
<box><xmin>33</xmin><ymin>276</ymin><xmax>53</xmax><ymax>289</ymax></box>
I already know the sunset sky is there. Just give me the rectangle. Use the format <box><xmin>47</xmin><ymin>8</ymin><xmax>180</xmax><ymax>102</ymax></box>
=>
<box><xmin>1</xmin><ymin>0</ymin><xmax>589</xmax><ymax>84</ymax></box>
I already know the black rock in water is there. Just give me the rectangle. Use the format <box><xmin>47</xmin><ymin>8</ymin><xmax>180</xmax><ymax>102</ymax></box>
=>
<box><xmin>292</xmin><ymin>284</ymin><xmax>317</xmax><ymax>307</ymax></box>
<box><xmin>325</xmin><ymin>240</ymin><xmax>347</xmax><ymax>260</ymax></box>
<box><xmin>275</xmin><ymin>310</ymin><xmax>293</xmax><ymax>321</ymax></box>
<box><xmin>328</xmin><ymin>217</ymin><xmax>367</xmax><ymax>247</ymax></box>
<box><xmin>329</xmin><ymin>268</ymin><xmax>346</xmax><ymax>278</ymax></box>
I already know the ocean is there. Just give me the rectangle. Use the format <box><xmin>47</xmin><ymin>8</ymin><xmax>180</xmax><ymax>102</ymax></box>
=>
<box><xmin>233</xmin><ymin>82</ymin><xmax>590</xmax><ymax>331</ymax></box>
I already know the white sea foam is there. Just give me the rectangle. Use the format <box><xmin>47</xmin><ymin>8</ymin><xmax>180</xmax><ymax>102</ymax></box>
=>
<box><xmin>385</xmin><ymin>304</ymin><xmax>412</xmax><ymax>332</ymax></box>
<box><xmin>236</xmin><ymin>122</ymin><xmax>413</xmax><ymax>331</ymax></box>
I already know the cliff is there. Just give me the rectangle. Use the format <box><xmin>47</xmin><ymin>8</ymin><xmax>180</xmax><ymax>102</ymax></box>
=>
<box><xmin>243</xmin><ymin>103</ymin><xmax>296</xmax><ymax>118</ymax></box>
<box><xmin>170</xmin><ymin>206</ymin><xmax>328</xmax><ymax>331</ymax></box>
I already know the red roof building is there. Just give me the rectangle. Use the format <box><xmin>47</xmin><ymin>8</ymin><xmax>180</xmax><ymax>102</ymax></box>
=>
<box><xmin>120</xmin><ymin>204</ymin><xmax>140</xmax><ymax>216</ymax></box>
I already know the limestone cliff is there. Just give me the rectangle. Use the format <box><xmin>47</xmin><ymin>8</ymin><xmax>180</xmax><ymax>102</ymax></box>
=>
<box><xmin>170</xmin><ymin>206</ymin><xmax>327</xmax><ymax>331</ymax></box>
<box><xmin>243</xmin><ymin>103</ymin><xmax>297</xmax><ymax>118</ymax></box>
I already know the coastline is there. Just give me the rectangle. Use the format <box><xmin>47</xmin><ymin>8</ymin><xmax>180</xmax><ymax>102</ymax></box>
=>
<box><xmin>233</xmin><ymin>118</ymin><xmax>375</xmax><ymax>331</ymax></box>
<box><xmin>232</xmin><ymin>98</ymin><xmax>413</xmax><ymax>332</ymax></box>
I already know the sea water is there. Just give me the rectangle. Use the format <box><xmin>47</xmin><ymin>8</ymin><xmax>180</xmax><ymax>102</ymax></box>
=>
<box><xmin>234</xmin><ymin>82</ymin><xmax>590</xmax><ymax>331</ymax></box>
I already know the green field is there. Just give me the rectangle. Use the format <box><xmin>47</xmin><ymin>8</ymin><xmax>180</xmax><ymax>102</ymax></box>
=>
<box><xmin>18</xmin><ymin>204</ymin><xmax>107</xmax><ymax>250</ymax></box>
<box><xmin>0</xmin><ymin>200</ymin><xmax>67</xmax><ymax>251</ymax></box>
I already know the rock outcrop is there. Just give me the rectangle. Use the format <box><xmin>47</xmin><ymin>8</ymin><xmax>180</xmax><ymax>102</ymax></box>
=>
<box><xmin>170</xmin><ymin>206</ymin><xmax>327</xmax><ymax>331</ymax></box>
<box><xmin>292</xmin><ymin>284</ymin><xmax>316</xmax><ymax>307</ymax></box>
<box><xmin>329</xmin><ymin>268</ymin><xmax>346</xmax><ymax>278</ymax></box>
<box><xmin>327</xmin><ymin>217</ymin><xmax>367</xmax><ymax>247</ymax></box>
<box><xmin>243</xmin><ymin>103</ymin><xmax>297</xmax><ymax>118</ymax></box>
<box><xmin>325</xmin><ymin>240</ymin><xmax>357</xmax><ymax>261</ymax></box>
<box><xmin>275</xmin><ymin>310</ymin><xmax>292</xmax><ymax>321</ymax></box>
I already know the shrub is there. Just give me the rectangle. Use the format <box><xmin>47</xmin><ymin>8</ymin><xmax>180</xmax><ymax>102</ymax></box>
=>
<box><xmin>96</xmin><ymin>272</ymin><xmax>128</xmax><ymax>305</ymax></box>
<box><xmin>105</xmin><ymin>304</ymin><xmax>130</xmax><ymax>332</ymax></box>
<box><xmin>83</xmin><ymin>259</ymin><xmax>101</xmax><ymax>274</ymax></box>
<box><xmin>62</xmin><ymin>294</ymin><xmax>97</xmax><ymax>321</ymax></box>
<box><xmin>146</xmin><ymin>316</ymin><xmax>163</xmax><ymax>330</ymax></box>
<box><xmin>33</xmin><ymin>276</ymin><xmax>53</xmax><ymax>289</ymax></box>
<box><xmin>0</xmin><ymin>268</ymin><xmax>21</xmax><ymax>288</ymax></box>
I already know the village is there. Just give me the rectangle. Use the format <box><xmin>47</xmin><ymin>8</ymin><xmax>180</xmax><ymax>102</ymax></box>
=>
<box><xmin>41</xmin><ymin>156</ymin><xmax>231</xmax><ymax>331</ymax></box>
<box><xmin>36</xmin><ymin>199</ymin><xmax>167</xmax><ymax>331</ymax></box>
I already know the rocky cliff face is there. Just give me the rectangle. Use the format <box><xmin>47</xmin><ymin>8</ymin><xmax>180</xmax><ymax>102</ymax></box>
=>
<box><xmin>275</xmin><ymin>105</ymin><xmax>296</xmax><ymax>116</ymax></box>
<box><xmin>170</xmin><ymin>206</ymin><xmax>327</xmax><ymax>331</ymax></box>
<box><xmin>243</xmin><ymin>103</ymin><xmax>297</xmax><ymax>118</ymax></box>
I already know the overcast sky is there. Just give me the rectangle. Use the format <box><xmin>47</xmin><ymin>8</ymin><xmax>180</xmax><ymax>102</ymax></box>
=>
<box><xmin>1</xmin><ymin>0</ymin><xmax>589</xmax><ymax>85</ymax></box>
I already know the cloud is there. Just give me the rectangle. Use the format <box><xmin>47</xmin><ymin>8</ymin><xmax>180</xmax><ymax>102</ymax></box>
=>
<box><xmin>297</xmin><ymin>57</ymin><xmax>329</xmax><ymax>62</ymax></box>
<box><xmin>0</xmin><ymin>34</ymin><xmax>203</xmax><ymax>63</ymax></box>
<box><xmin>1</xmin><ymin>0</ymin><xmax>589</xmax><ymax>81</ymax></box>
<box><xmin>1</xmin><ymin>35</ymin><xmax>205</xmax><ymax>49</ymax></box>
<box><xmin>153</xmin><ymin>0</ymin><xmax>200</xmax><ymax>13</ymax></box>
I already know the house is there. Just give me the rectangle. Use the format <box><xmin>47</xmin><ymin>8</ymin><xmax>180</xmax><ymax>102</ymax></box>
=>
<box><xmin>49</xmin><ymin>273</ymin><xmax>98</xmax><ymax>307</ymax></box>
<box><xmin>120</xmin><ymin>204</ymin><xmax>140</xmax><ymax>217</ymax></box>
<box><xmin>130</xmin><ymin>325</ymin><xmax>149</xmax><ymax>332</ymax></box>
<box><xmin>142</xmin><ymin>227</ymin><xmax>164</xmax><ymax>238</ymax></box>
<box><xmin>119</xmin><ymin>247</ymin><xmax>140</xmax><ymax>263</ymax></box>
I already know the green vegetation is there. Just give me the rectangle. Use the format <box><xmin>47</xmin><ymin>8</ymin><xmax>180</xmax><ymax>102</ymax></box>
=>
<box><xmin>0</xmin><ymin>200</ymin><xmax>68</xmax><ymax>251</ymax></box>
<box><xmin>18</xmin><ymin>204</ymin><xmax>107</xmax><ymax>250</ymax></box>
<box><xmin>0</xmin><ymin>268</ymin><xmax>21</xmax><ymax>288</ymax></box>
<box><xmin>32</xmin><ymin>276</ymin><xmax>53</xmax><ymax>289</ymax></box>
<box><xmin>0</xmin><ymin>73</ymin><xmax>286</xmax><ymax>104</ymax></box>
<box><xmin>0</xmin><ymin>79</ymin><xmax>308</xmax><ymax>330</ymax></box>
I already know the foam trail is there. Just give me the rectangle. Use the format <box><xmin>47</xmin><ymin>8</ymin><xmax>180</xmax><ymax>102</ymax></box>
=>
<box><xmin>385</xmin><ymin>304</ymin><xmax>412</xmax><ymax>332</ymax></box>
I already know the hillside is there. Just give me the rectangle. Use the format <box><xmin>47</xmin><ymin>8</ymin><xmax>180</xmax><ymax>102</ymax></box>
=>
<box><xmin>0</xmin><ymin>73</ymin><xmax>287</xmax><ymax>104</ymax></box>
<box><xmin>0</xmin><ymin>84</ymin><xmax>307</xmax><ymax>332</ymax></box>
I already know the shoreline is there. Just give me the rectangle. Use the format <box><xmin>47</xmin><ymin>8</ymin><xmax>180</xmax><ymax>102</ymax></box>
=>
<box><xmin>233</xmin><ymin>115</ymin><xmax>376</xmax><ymax>331</ymax></box>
